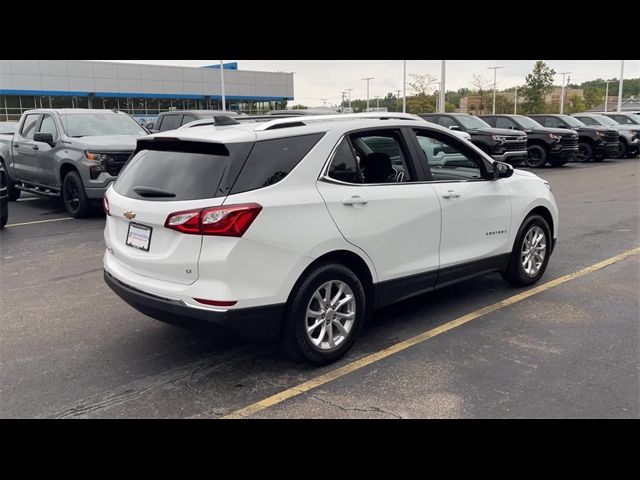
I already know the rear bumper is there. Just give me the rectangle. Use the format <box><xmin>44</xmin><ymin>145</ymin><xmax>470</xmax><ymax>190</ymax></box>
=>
<box><xmin>104</xmin><ymin>270</ymin><xmax>284</xmax><ymax>338</ymax></box>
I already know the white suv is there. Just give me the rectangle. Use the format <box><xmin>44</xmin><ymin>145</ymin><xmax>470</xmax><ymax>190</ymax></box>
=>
<box><xmin>103</xmin><ymin>113</ymin><xmax>558</xmax><ymax>364</ymax></box>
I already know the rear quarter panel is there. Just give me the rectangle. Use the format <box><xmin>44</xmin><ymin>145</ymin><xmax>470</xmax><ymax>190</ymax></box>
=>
<box><xmin>502</xmin><ymin>173</ymin><xmax>558</xmax><ymax>249</ymax></box>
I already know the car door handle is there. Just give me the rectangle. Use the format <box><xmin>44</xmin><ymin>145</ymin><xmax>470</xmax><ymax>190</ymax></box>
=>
<box><xmin>342</xmin><ymin>195</ymin><xmax>368</xmax><ymax>206</ymax></box>
<box><xmin>13</xmin><ymin>143</ymin><xmax>20</xmax><ymax>148</ymax></box>
<box><xmin>32</xmin><ymin>145</ymin><xmax>39</xmax><ymax>150</ymax></box>
<box><xmin>442</xmin><ymin>190</ymin><xmax>460</xmax><ymax>199</ymax></box>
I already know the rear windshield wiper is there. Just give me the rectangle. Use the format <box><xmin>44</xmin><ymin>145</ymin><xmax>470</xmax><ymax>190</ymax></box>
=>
<box><xmin>133</xmin><ymin>186</ymin><xmax>176</xmax><ymax>198</ymax></box>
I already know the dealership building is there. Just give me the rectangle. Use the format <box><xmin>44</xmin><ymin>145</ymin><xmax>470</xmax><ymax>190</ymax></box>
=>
<box><xmin>0</xmin><ymin>60</ymin><xmax>294</xmax><ymax>121</ymax></box>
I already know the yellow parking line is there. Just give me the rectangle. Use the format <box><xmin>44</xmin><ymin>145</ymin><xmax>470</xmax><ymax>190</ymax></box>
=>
<box><xmin>223</xmin><ymin>246</ymin><xmax>640</xmax><ymax>419</ymax></box>
<box><xmin>5</xmin><ymin>217</ymin><xmax>73</xmax><ymax>227</ymax></box>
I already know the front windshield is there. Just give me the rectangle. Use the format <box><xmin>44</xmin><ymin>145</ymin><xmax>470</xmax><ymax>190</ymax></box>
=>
<box><xmin>591</xmin><ymin>115</ymin><xmax>620</xmax><ymax>126</ymax></box>
<box><xmin>560</xmin><ymin>115</ymin><xmax>585</xmax><ymax>127</ymax></box>
<box><xmin>60</xmin><ymin>113</ymin><xmax>147</xmax><ymax>137</ymax></box>
<box><xmin>457</xmin><ymin>115</ymin><xmax>491</xmax><ymax>129</ymax></box>
<box><xmin>513</xmin><ymin>115</ymin><xmax>542</xmax><ymax>129</ymax></box>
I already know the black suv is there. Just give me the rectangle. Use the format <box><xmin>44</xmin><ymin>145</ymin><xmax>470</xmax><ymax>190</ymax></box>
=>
<box><xmin>149</xmin><ymin>110</ymin><xmax>241</xmax><ymax>133</ymax></box>
<box><xmin>480</xmin><ymin>114</ymin><xmax>578</xmax><ymax>167</ymax></box>
<box><xmin>419</xmin><ymin>113</ymin><xmax>528</xmax><ymax>166</ymax></box>
<box><xmin>527</xmin><ymin>114</ymin><xmax>619</xmax><ymax>162</ymax></box>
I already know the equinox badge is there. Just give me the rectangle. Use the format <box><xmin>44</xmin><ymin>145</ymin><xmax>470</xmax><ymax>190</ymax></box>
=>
<box><xmin>124</xmin><ymin>210</ymin><xmax>136</xmax><ymax>220</ymax></box>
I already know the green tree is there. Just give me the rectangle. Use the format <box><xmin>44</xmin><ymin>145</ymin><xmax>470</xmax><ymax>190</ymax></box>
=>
<box><xmin>521</xmin><ymin>61</ymin><xmax>556</xmax><ymax>114</ymax></box>
<box><xmin>292</xmin><ymin>104</ymin><xmax>308</xmax><ymax>109</ymax></box>
<box><xmin>583</xmin><ymin>87</ymin><xmax>605</xmax><ymax>109</ymax></box>
<box><xmin>566</xmin><ymin>94</ymin><xmax>586</xmax><ymax>113</ymax></box>
<box><xmin>445</xmin><ymin>101</ymin><xmax>457</xmax><ymax>112</ymax></box>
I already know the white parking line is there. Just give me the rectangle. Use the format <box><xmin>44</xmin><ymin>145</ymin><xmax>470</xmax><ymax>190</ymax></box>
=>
<box><xmin>6</xmin><ymin>217</ymin><xmax>73</xmax><ymax>227</ymax></box>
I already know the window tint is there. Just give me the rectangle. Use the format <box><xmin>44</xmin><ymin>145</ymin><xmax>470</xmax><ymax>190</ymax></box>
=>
<box><xmin>38</xmin><ymin>115</ymin><xmax>58</xmax><ymax>140</ymax></box>
<box><xmin>350</xmin><ymin>131</ymin><xmax>413</xmax><ymax>183</ymax></box>
<box><xmin>542</xmin><ymin>117</ymin><xmax>564</xmax><ymax>128</ymax></box>
<box><xmin>114</xmin><ymin>142</ymin><xmax>237</xmax><ymax>201</ymax></box>
<box><xmin>20</xmin><ymin>114</ymin><xmax>39</xmax><ymax>139</ymax></box>
<box><xmin>327</xmin><ymin>137</ymin><xmax>362</xmax><ymax>183</ymax></box>
<box><xmin>577</xmin><ymin>116</ymin><xmax>597</xmax><ymax>126</ymax></box>
<box><xmin>158</xmin><ymin>114</ymin><xmax>181</xmax><ymax>131</ymax></box>
<box><xmin>437</xmin><ymin>116</ymin><xmax>457</xmax><ymax>128</ymax></box>
<box><xmin>495</xmin><ymin>117</ymin><xmax>516</xmax><ymax>129</ymax></box>
<box><xmin>230</xmin><ymin>133</ymin><xmax>325</xmax><ymax>194</ymax></box>
<box><xmin>414</xmin><ymin>129</ymin><xmax>483</xmax><ymax>181</ymax></box>
<box><xmin>181</xmin><ymin>115</ymin><xmax>196</xmax><ymax>126</ymax></box>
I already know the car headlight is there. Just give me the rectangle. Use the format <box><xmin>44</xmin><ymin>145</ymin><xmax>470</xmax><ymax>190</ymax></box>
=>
<box><xmin>85</xmin><ymin>151</ymin><xmax>110</xmax><ymax>162</ymax></box>
<box><xmin>548</xmin><ymin>133</ymin><xmax>561</xmax><ymax>140</ymax></box>
<box><xmin>492</xmin><ymin>135</ymin><xmax>509</xmax><ymax>141</ymax></box>
<box><xmin>595</xmin><ymin>131</ymin><xmax>606</xmax><ymax>137</ymax></box>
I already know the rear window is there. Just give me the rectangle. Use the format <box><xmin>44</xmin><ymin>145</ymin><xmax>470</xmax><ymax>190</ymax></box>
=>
<box><xmin>229</xmin><ymin>133</ymin><xmax>324</xmax><ymax>194</ymax></box>
<box><xmin>114</xmin><ymin>141</ymin><xmax>252</xmax><ymax>201</ymax></box>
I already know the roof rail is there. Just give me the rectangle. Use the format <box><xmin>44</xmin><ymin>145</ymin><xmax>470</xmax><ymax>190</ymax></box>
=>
<box><xmin>253</xmin><ymin>112</ymin><xmax>425</xmax><ymax>131</ymax></box>
<box><xmin>178</xmin><ymin>115</ymin><xmax>241</xmax><ymax>130</ymax></box>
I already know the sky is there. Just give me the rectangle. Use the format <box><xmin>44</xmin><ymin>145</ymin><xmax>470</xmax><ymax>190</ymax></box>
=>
<box><xmin>104</xmin><ymin>60</ymin><xmax>639</xmax><ymax>107</ymax></box>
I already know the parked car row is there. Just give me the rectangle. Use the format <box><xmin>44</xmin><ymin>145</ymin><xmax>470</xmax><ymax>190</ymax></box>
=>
<box><xmin>418</xmin><ymin>112</ymin><xmax>638</xmax><ymax>167</ymax></box>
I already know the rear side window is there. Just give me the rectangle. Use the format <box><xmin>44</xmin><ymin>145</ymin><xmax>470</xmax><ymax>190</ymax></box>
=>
<box><xmin>327</xmin><ymin>137</ymin><xmax>362</xmax><ymax>183</ymax></box>
<box><xmin>20</xmin><ymin>114</ymin><xmax>39</xmax><ymax>139</ymax></box>
<box><xmin>114</xmin><ymin>141</ymin><xmax>251</xmax><ymax>201</ymax></box>
<box><xmin>158</xmin><ymin>114</ymin><xmax>180</xmax><ymax>131</ymax></box>
<box><xmin>230</xmin><ymin>133</ymin><xmax>324</xmax><ymax>194</ymax></box>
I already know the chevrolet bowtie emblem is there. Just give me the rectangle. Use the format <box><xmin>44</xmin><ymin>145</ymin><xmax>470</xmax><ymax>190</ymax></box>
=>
<box><xmin>124</xmin><ymin>210</ymin><xmax>136</xmax><ymax>220</ymax></box>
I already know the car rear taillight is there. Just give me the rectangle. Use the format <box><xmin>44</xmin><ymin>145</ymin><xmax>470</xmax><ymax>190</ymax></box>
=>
<box><xmin>103</xmin><ymin>195</ymin><xmax>110</xmax><ymax>216</ymax></box>
<box><xmin>164</xmin><ymin>203</ymin><xmax>262</xmax><ymax>237</ymax></box>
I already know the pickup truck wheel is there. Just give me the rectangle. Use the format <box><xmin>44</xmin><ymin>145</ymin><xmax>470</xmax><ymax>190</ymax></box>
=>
<box><xmin>62</xmin><ymin>171</ymin><xmax>91</xmax><ymax>218</ymax></box>
<box><xmin>576</xmin><ymin>142</ymin><xmax>593</xmax><ymax>162</ymax></box>
<box><xmin>617</xmin><ymin>140</ymin><xmax>627</xmax><ymax>159</ymax></box>
<box><xmin>280</xmin><ymin>263</ymin><xmax>366</xmax><ymax>365</ymax></box>
<box><xmin>501</xmin><ymin>214</ymin><xmax>551</xmax><ymax>287</ymax></box>
<box><xmin>0</xmin><ymin>162</ymin><xmax>21</xmax><ymax>200</ymax></box>
<box><xmin>524</xmin><ymin>145</ymin><xmax>547</xmax><ymax>168</ymax></box>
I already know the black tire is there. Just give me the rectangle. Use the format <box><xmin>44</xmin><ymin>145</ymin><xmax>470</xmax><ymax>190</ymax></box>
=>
<box><xmin>280</xmin><ymin>262</ymin><xmax>366</xmax><ymax>365</ymax></box>
<box><xmin>576</xmin><ymin>142</ymin><xmax>593</xmax><ymax>162</ymax></box>
<box><xmin>617</xmin><ymin>140</ymin><xmax>627</xmax><ymax>159</ymax></box>
<box><xmin>501</xmin><ymin>214</ymin><xmax>552</xmax><ymax>287</ymax></box>
<box><xmin>0</xmin><ymin>161</ymin><xmax>21</xmax><ymax>201</ymax></box>
<box><xmin>524</xmin><ymin>144</ymin><xmax>547</xmax><ymax>168</ymax></box>
<box><xmin>62</xmin><ymin>170</ymin><xmax>91</xmax><ymax>218</ymax></box>
<box><xmin>548</xmin><ymin>158</ymin><xmax>568</xmax><ymax>167</ymax></box>
<box><xmin>0</xmin><ymin>199</ymin><xmax>7</xmax><ymax>228</ymax></box>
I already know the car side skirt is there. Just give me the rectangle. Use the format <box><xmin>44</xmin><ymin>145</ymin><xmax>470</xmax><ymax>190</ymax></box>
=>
<box><xmin>374</xmin><ymin>253</ymin><xmax>511</xmax><ymax>309</ymax></box>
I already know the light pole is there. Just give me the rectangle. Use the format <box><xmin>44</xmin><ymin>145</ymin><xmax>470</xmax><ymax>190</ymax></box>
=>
<box><xmin>402</xmin><ymin>61</ymin><xmax>407</xmax><ymax>113</ymax></box>
<box><xmin>558</xmin><ymin>71</ymin><xmax>571</xmax><ymax>115</ymax></box>
<box><xmin>604</xmin><ymin>80</ymin><xmax>611</xmax><ymax>112</ymax></box>
<box><xmin>362</xmin><ymin>77</ymin><xmax>374</xmax><ymax>111</ymax></box>
<box><xmin>375</xmin><ymin>95</ymin><xmax>380</xmax><ymax>110</ymax></box>
<box><xmin>345</xmin><ymin>88</ymin><xmax>354</xmax><ymax>111</ymax></box>
<box><xmin>514</xmin><ymin>86</ymin><xmax>518</xmax><ymax>114</ymax></box>
<box><xmin>488</xmin><ymin>66</ymin><xmax>504</xmax><ymax>114</ymax></box>
<box><xmin>396</xmin><ymin>89</ymin><xmax>401</xmax><ymax>112</ymax></box>
<box><xmin>440</xmin><ymin>60</ymin><xmax>446</xmax><ymax>113</ymax></box>
<box><xmin>219</xmin><ymin>60</ymin><xmax>226</xmax><ymax>111</ymax></box>
<box><xmin>618</xmin><ymin>60</ymin><xmax>624</xmax><ymax>112</ymax></box>
<box><xmin>340</xmin><ymin>91</ymin><xmax>346</xmax><ymax>110</ymax></box>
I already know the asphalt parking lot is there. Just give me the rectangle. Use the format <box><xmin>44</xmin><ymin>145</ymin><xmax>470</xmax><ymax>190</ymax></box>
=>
<box><xmin>1</xmin><ymin>159</ymin><xmax>638</xmax><ymax>418</ymax></box>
